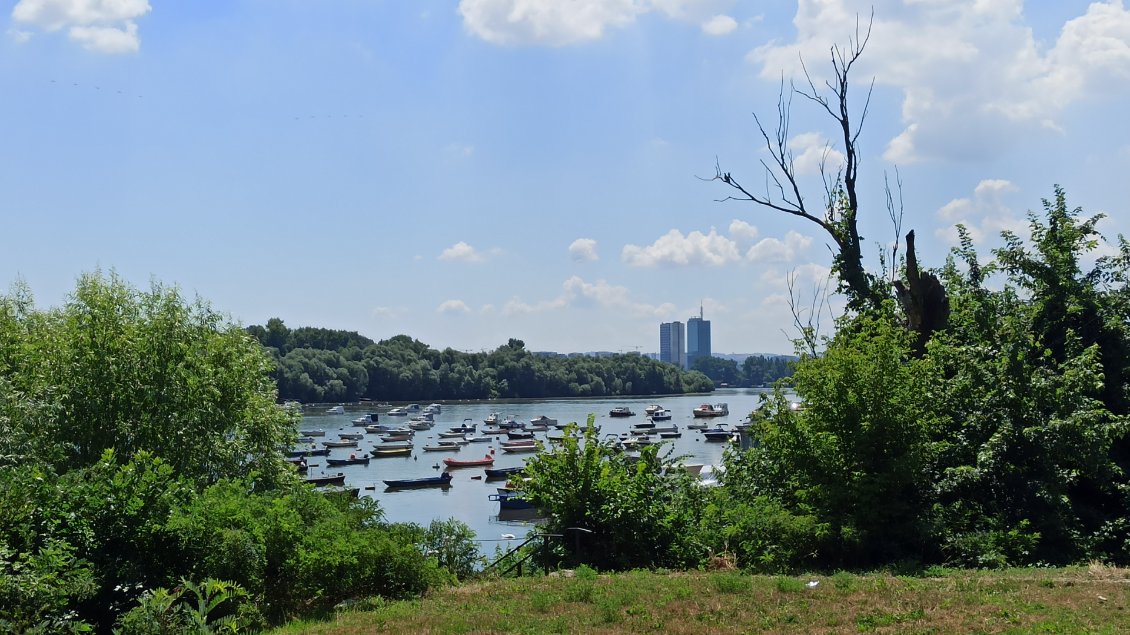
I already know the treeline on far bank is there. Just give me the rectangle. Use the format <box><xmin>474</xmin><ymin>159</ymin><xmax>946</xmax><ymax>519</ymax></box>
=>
<box><xmin>244</xmin><ymin>323</ymin><xmax>717</xmax><ymax>403</ymax></box>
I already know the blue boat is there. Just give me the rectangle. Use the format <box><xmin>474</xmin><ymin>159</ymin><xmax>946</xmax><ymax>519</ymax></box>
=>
<box><xmin>484</xmin><ymin>466</ymin><xmax>524</xmax><ymax>480</ymax></box>
<box><xmin>383</xmin><ymin>472</ymin><xmax>453</xmax><ymax>489</ymax></box>
<box><xmin>489</xmin><ymin>491</ymin><xmax>534</xmax><ymax>510</ymax></box>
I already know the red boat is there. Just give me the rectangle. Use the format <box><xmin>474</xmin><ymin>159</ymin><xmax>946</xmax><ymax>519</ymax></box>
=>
<box><xmin>443</xmin><ymin>454</ymin><xmax>495</xmax><ymax>468</ymax></box>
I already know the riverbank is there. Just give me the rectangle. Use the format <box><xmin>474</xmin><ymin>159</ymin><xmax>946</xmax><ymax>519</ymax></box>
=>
<box><xmin>271</xmin><ymin>565</ymin><xmax>1130</xmax><ymax>633</ymax></box>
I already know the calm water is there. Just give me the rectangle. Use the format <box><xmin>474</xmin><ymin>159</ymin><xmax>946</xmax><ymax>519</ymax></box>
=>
<box><xmin>296</xmin><ymin>388</ymin><xmax>777</xmax><ymax>554</ymax></box>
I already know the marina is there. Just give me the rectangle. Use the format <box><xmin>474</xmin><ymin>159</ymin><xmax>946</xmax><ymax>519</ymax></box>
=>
<box><xmin>293</xmin><ymin>388</ymin><xmax>777</xmax><ymax>552</ymax></box>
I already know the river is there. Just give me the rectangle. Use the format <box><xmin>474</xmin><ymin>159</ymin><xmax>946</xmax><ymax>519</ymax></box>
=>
<box><xmin>295</xmin><ymin>388</ymin><xmax>780</xmax><ymax>555</ymax></box>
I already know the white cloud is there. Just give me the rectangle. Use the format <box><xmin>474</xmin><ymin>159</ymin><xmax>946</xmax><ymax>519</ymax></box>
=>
<box><xmin>747</xmin><ymin>0</ymin><xmax>1130</xmax><ymax>164</ymax></box>
<box><xmin>458</xmin><ymin>0</ymin><xmax>739</xmax><ymax>46</ymax></box>
<box><xmin>502</xmin><ymin>275</ymin><xmax>673</xmax><ymax>318</ymax></box>
<box><xmin>568</xmin><ymin>238</ymin><xmax>599</xmax><ymax>262</ymax></box>
<box><xmin>702</xmin><ymin>14</ymin><xmax>737</xmax><ymax>36</ymax></box>
<box><xmin>439</xmin><ymin>241</ymin><xmax>487</xmax><ymax>263</ymax></box>
<box><xmin>69</xmin><ymin>22</ymin><xmax>138</xmax><ymax>54</ymax></box>
<box><xmin>11</xmin><ymin>0</ymin><xmax>150</xmax><ymax>54</ymax></box>
<box><xmin>622</xmin><ymin>227</ymin><xmax>742</xmax><ymax>267</ymax></box>
<box><xmin>745</xmin><ymin>231</ymin><xmax>814</xmax><ymax>263</ymax></box>
<box><xmin>372</xmin><ymin>306</ymin><xmax>406</xmax><ymax>319</ymax></box>
<box><xmin>728</xmin><ymin>219</ymin><xmax>759</xmax><ymax>242</ymax></box>
<box><xmin>8</xmin><ymin>29</ymin><xmax>33</xmax><ymax>43</ymax></box>
<box><xmin>437</xmin><ymin>299</ymin><xmax>472</xmax><ymax>314</ymax></box>
<box><xmin>934</xmin><ymin>179</ymin><xmax>1024</xmax><ymax>246</ymax></box>
<box><xmin>789</xmin><ymin>132</ymin><xmax>845</xmax><ymax>176</ymax></box>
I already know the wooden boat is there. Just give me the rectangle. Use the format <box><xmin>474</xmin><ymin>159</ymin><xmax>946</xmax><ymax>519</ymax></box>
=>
<box><xmin>692</xmin><ymin>403</ymin><xmax>729</xmax><ymax>418</ymax></box>
<box><xmin>659</xmin><ymin>430</ymin><xmax>682</xmax><ymax>439</ymax></box>
<box><xmin>376</xmin><ymin>441</ymin><xmax>414</xmax><ymax>450</ymax></box>
<box><xmin>484</xmin><ymin>466</ymin><xmax>525</xmax><ymax>480</ymax></box>
<box><xmin>423</xmin><ymin>444</ymin><xmax>461</xmax><ymax>452</ymax></box>
<box><xmin>326</xmin><ymin>456</ymin><xmax>370</xmax><ymax>466</ymax></box>
<box><xmin>506</xmin><ymin>430</ymin><xmax>535</xmax><ymax>440</ymax></box>
<box><xmin>305</xmin><ymin>473</ymin><xmax>345</xmax><ymax>486</ymax></box>
<box><xmin>438</xmin><ymin>430</ymin><xmax>471</xmax><ymax>438</ymax></box>
<box><xmin>465</xmin><ymin>435</ymin><xmax>492</xmax><ymax>443</ymax></box>
<box><xmin>287</xmin><ymin>448</ymin><xmax>330</xmax><ymax>457</ymax></box>
<box><xmin>609</xmin><ymin>407</ymin><xmax>635</xmax><ymax>417</ymax></box>
<box><xmin>322</xmin><ymin>439</ymin><xmax>358</xmax><ymax>448</ymax></box>
<box><xmin>298</xmin><ymin>429</ymin><xmax>326</xmax><ymax>437</ymax></box>
<box><xmin>370</xmin><ymin>447</ymin><xmax>413</xmax><ymax>458</ymax></box>
<box><xmin>500</xmin><ymin>438</ymin><xmax>536</xmax><ymax>448</ymax></box>
<box><xmin>380</xmin><ymin>434</ymin><xmax>413</xmax><ymax>442</ymax></box>
<box><xmin>502</xmin><ymin>445</ymin><xmax>538</xmax><ymax>454</ymax></box>
<box><xmin>338</xmin><ymin>432</ymin><xmax>364</xmax><ymax>440</ymax></box>
<box><xmin>383</xmin><ymin>472</ymin><xmax>453</xmax><ymax>489</ymax></box>
<box><xmin>443</xmin><ymin>454</ymin><xmax>495</xmax><ymax>468</ymax></box>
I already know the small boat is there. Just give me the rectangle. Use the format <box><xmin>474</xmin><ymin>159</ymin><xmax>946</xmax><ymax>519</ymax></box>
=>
<box><xmin>609</xmin><ymin>407</ymin><xmax>635</xmax><ymax>417</ymax></box>
<box><xmin>484</xmin><ymin>412</ymin><xmax>502</xmax><ymax>425</ymax></box>
<box><xmin>383</xmin><ymin>472</ymin><xmax>453</xmax><ymax>489</ymax></box>
<box><xmin>298</xmin><ymin>429</ymin><xmax>326</xmax><ymax>437</ymax></box>
<box><xmin>438</xmin><ymin>430</ymin><xmax>470</xmax><ymax>438</ymax></box>
<box><xmin>692</xmin><ymin>403</ymin><xmax>729</xmax><ymax>418</ymax></box>
<box><xmin>325</xmin><ymin>405</ymin><xmax>345</xmax><ymax>415</ymax></box>
<box><xmin>326</xmin><ymin>456</ymin><xmax>370</xmax><ymax>466</ymax></box>
<box><xmin>686</xmin><ymin>421</ymin><xmax>708</xmax><ymax>430</ymax></box>
<box><xmin>424</xmin><ymin>403</ymin><xmax>442</xmax><ymax>414</ymax></box>
<box><xmin>365</xmin><ymin>424</ymin><xmax>396</xmax><ymax>434</ymax></box>
<box><xmin>702</xmin><ymin>425</ymin><xmax>733</xmax><ymax>442</ymax></box>
<box><xmin>631</xmin><ymin>421</ymin><xmax>655</xmax><ymax>431</ymax></box>
<box><xmin>528</xmin><ymin>415</ymin><xmax>557</xmax><ymax>430</ymax></box>
<box><xmin>644</xmin><ymin>404</ymin><xmax>662</xmax><ymax>416</ymax></box>
<box><xmin>500</xmin><ymin>438</ymin><xmax>536</xmax><ymax>448</ymax></box>
<box><xmin>380</xmin><ymin>433</ymin><xmax>413</xmax><ymax>443</ymax></box>
<box><xmin>485</xmin><ymin>466</ymin><xmax>524</xmax><ymax>480</ymax></box>
<box><xmin>423</xmin><ymin>444</ymin><xmax>461</xmax><ymax>452</ymax></box>
<box><xmin>481</xmin><ymin>426</ymin><xmax>509</xmax><ymax>435</ymax></box>
<box><xmin>370</xmin><ymin>447</ymin><xmax>413</xmax><ymax>458</ymax></box>
<box><xmin>490</xmin><ymin>491</ymin><xmax>534</xmax><ymax>510</ymax></box>
<box><xmin>338</xmin><ymin>432</ymin><xmax>364</xmax><ymax>440</ymax></box>
<box><xmin>351</xmin><ymin>413</ymin><xmax>378</xmax><ymax>426</ymax></box>
<box><xmin>321</xmin><ymin>439</ymin><xmax>358</xmax><ymax>448</ymax></box>
<box><xmin>376</xmin><ymin>441</ymin><xmax>413</xmax><ymax>450</ymax></box>
<box><xmin>502</xmin><ymin>444</ymin><xmax>539</xmax><ymax>454</ymax></box>
<box><xmin>443</xmin><ymin>454</ymin><xmax>495</xmax><ymax>468</ymax></box>
<box><xmin>387</xmin><ymin>407</ymin><xmax>409</xmax><ymax>416</ymax></box>
<box><xmin>506</xmin><ymin>430</ymin><xmax>535</xmax><ymax>440</ymax></box>
<box><xmin>305</xmin><ymin>473</ymin><xmax>346</xmax><ymax>486</ymax></box>
<box><xmin>287</xmin><ymin>448</ymin><xmax>330</xmax><ymax>457</ymax></box>
<box><xmin>465</xmin><ymin>435</ymin><xmax>492</xmax><ymax>443</ymax></box>
<box><xmin>646</xmin><ymin>424</ymin><xmax>678</xmax><ymax>434</ymax></box>
<box><xmin>659</xmin><ymin>429</ymin><xmax>682</xmax><ymax>439</ymax></box>
<box><xmin>296</xmin><ymin>436</ymin><xmax>315</xmax><ymax>444</ymax></box>
<box><xmin>650</xmin><ymin>408</ymin><xmax>673</xmax><ymax>421</ymax></box>
<box><xmin>498</xmin><ymin>417</ymin><xmax>524</xmax><ymax>430</ymax></box>
<box><xmin>448</xmin><ymin>420</ymin><xmax>477</xmax><ymax>434</ymax></box>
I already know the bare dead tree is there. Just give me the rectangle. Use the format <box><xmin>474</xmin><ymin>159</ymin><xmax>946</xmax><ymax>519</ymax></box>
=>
<box><xmin>708</xmin><ymin>14</ymin><xmax>881</xmax><ymax>311</ymax></box>
<box><xmin>708</xmin><ymin>13</ymin><xmax>949</xmax><ymax>351</ymax></box>
<box><xmin>786</xmin><ymin>270</ymin><xmax>833</xmax><ymax>358</ymax></box>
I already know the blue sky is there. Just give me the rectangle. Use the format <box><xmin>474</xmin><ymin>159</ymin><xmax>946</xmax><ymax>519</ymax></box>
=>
<box><xmin>3</xmin><ymin>1</ymin><xmax>1128</xmax><ymax>355</ymax></box>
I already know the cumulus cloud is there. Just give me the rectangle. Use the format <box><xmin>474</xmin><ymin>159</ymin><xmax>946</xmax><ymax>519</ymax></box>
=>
<box><xmin>437</xmin><ymin>299</ymin><xmax>472</xmax><ymax>314</ymax></box>
<box><xmin>789</xmin><ymin>132</ymin><xmax>846</xmax><ymax>176</ymax></box>
<box><xmin>622</xmin><ymin>228</ymin><xmax>742</xmax><ymax>267</ymax></box>
<box><xmin>728</xmin><ymin>219</ymin><xmax>759</xmax><ymax>242</ymax></box>
<box><xmin>439</xmin><ymin>241</ymin><xmax>487</xmax><ymax>263</ymax></box>
<box><xmin>12</xmin><ymin>0</ymin><xmax>150</xmax><ymax>54</ymax></box>
<box><xmin>748</xmin><ymin>0</ymin><xmax>1130</xmax><ymax>164</ymax></box>
<box><xmin>458</xmin><ymin>0</ymin><xmax>739</xmax><ymax>46</ymax></box>
<box><xmin>934</xmin><ymin>179</ymin><xmax>1025</xmax><ymax>246</ymax></box>
<box><xmin>569</xmin><ymin>238</ymin><xmax>599</xmax><ymax>262</ymax></box>
<box><xmin>702</xmin><ymin>14</ymin><xmax>737</xmax><ymax>36</ymax></box>
<box><xmin>503</xmin><ymin>275</ymin><xmax>673</xmax><ymax>317</ymax></box>
<box><xmin>746</xmin><ymin>231</ymin><xmax>814</xmax><ymax>263</ymax></box>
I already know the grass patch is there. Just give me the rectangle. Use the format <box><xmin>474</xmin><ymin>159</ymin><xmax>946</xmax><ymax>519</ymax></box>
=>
<box><xmin>267</xmin><ymin>567</ymin><xmax>1130</xmax><ymax>634</ymax></box>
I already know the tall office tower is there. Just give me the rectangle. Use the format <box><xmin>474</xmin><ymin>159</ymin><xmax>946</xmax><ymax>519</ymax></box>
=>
<box><xmin>659</xmin><ymin>321</ymin><xmax>685</xmax><ymax>368</ymax></box>
<box><xmin>686</xmin><ymin>305</ymin><xmax>711</xmax><ymax>370</ymax></box>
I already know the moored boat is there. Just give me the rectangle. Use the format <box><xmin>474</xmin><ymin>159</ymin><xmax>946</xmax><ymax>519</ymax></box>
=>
<box><xmin>490</xmin><ymin>491</ymin><xmax>534</xmax><ymax>510</ymax></box>
<box><xmin>338</xmin><ymin>432</ymin><xmax>364</xmax><ymax>440</ymax></box>
<box><xmin>299</xmin><ymin>429</ymin><xmax>326</xmax><ymax>437</ymax></box>
<box><xmin>326</xmin><ymin>456</ymin><xmax>370</xmax><ymax>466</ymax></box>
<box><xmin>609</xmin><ymin>406</ymin><xmax>635</xmax><ymax>417</ymax></box>
<box><xmin>305</xmin><ymin>473</ymin><xmax>346</xmax><ymax>486</ymax></box>
<box><xmin>443</xmin><ymin>454</ymin><xmax>495</xmax><ymax>468</ymax></box>
<box><xmin>287</xmin><ymin>448</ymin><xmax>330</xmax><ymax>457</ymax></box>
<box><xmin>325</xmin><ymin>405</ymin><xmax>345</xmax><ymax>415</ymax></box>
<box><xmin>485</xmin><ymin>466</ymin><xmax>525</xmax><ymax>480</ymax></box>
<box><xmin>383</xmin><ymin>472</ymin><xmax>453</xmax><ymax>489</ymax></box>
<box><xmin>321</xmin><ymin>439</ymin><xmax>358</xmax><ymax>448</ymax></box>
<box><xmin>650</xmin><ymin>408</ymin><xmax>673</xmax><ymax>421</ymax></box>
<box><xmin>370</xmin><ymin>446</ymin><xmax>413</xmax><ymax>458</ymax></box>
<box><xmin>423</xmin><ymin>444</ymin><xmax>461</xmax><ymax>452</ymax></box>
<box><xmin>644</xmin><ymin>404</ymin><xmax>662</xmax><ymax>415</ymax></box>
<box><xmin>692</xmin><ymin>403</ymin><xmax>729</xmax><ymax>418</ymax></box>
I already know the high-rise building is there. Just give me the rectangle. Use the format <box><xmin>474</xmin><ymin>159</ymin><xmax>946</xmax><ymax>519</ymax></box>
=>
<box><xmin>686</xmin><ymin>306</ymin><xmax>711</xmax><ymax>370</ymax></box>
<box><xmin>659</xmin><ymin>321</ymin><xmax>685</xmax><ymax>368</ymax></box>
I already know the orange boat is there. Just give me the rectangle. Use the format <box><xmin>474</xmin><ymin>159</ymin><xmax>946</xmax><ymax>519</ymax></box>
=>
<box><xmin>443</xmin><ymin>453</ymin><xmax>495</xmax><ymax>468</ymax></box>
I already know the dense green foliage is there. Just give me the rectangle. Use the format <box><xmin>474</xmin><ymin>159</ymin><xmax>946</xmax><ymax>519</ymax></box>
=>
<box><xmin>712</xmin><ymin>187</ymin><xmax>1130</xmax><ymax>571</ymax></box>
<box><xmin>248</xmin><ymin>327</ymin><xmax>716</xmax><ymax>402</ymax></box>
<box><xmin>521</xmin><ymin>418</ymin><xmax>708</xmax><ymax>570</ymax></box>
<box><xmin>0</xmin><ymin>273</ymin><xmax>463</xmax><ymax>631</ymax></box>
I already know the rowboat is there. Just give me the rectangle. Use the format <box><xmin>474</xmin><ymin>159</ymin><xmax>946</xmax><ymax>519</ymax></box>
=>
<box><xmin>423</xmin><ymin>444</ymin><xmax>461</xmax><ymax>452</ymax></box>
<box><xmin>484</xmin><ymin>466</ymin><xmax>524</xmax><ymax>480</ymax></box>
<box><xmin>287</xmin><ymin>448</ymin><xmax>330</xmax><ymax>457</ymax></box>
<box><xmin>370</xmin><ymin>447</ymin><xmax>412</xmax><ymax>458</ymax></box>
<box><xmin>338</xmin><ymin>432</ymin><xmax>364</xmax><ymax>440</ymax></box>
<box><xmin>383</xmin><ymin>472</ymin><xmax>453</xmax><ymax>489</ymax></box>
<box><xmin>322</xmin><ymin>439</ymin><xmax>358</xmax><ymax>448</ymax></box>
<box><xmin>305</xmin><ymin>473</ymin><xmax>345</xmax><ymax>486</ymax></box>
<box><xmin>443</xmin><ymin>454</ymin><xmax>495</xmax><ymax>468</ymax></box>
<box><xmin>298</xmin><ymin>429</ymin><xmax>326</xmax><ymax>437</ymax></box>
<box><xmin>326</xmin><ymin>456</ymin><xmax>370</xmax><ymax>466</ymax></box>
<box><xmin>502</xmin><ymin>445</ymin><xmax>538</xmax><ymax>454</ymax></box>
